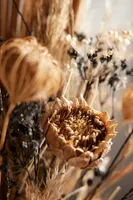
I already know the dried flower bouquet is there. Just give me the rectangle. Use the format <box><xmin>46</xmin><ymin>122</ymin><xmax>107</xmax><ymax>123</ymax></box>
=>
<box><xmin>0</xmin><ymin>1</ymin><xmax>133</xmax><ymax>200</ymax></box>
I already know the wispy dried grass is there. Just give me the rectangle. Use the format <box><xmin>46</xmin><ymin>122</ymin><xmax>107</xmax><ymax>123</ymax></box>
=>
<box><xmin>25</xmin><ymin>163</ymin><xmax>76</xmax><ymax>200</ymax></box>
<box><xmin>34</xmin><ymin>0</ymin><xmax>50</xmax><ymax>45</ymax></box>
<box><xmin>46</xmin><ymin>0</ymin><xmax>71</xmax><ymax>55</ymax></box>
<box><xmin>26</xmin><ymin>181</ymin><xmax>43</xmax><ymax>200</ymax></box>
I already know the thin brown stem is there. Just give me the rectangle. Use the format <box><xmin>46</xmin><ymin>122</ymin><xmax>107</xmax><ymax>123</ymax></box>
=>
<box><xmin>0</xmin><ymin>103</ymin><xmax>15</xmax><ymax>151</ymax></box>
<box><xmin>0</xmin><ymin>103</ymin><xmax>15</xmax><ymax>194</ymax></box>
<box><xmin>18</xmin><ymin>143</ymin><xmax>47</xmax><ymax>194</ymax></box>
<box><xmin>73</xmin><ymin>0</ymin><xmax>82</xmax><ymax>24</ymax></box>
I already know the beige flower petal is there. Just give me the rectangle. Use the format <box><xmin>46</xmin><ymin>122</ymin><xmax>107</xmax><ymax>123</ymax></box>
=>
<box><xmin>63</xmin><ymin>144</ymin><xmax>76</xmax><ymax>160</ymax></box>
<box><xmin>88</xmin><ymin>158</ymin><xmax>103</xmax><ymax>168</ymax></box>
<box><xmin>68</xmin><ymin>156</ymin><xmax>90</xmax><ymax>169</ymax></box>
<box><xmin>49</xmin><ymin>146</ymin><xmax>64</xmax><ymax>160</ymax></box>
<box><xmin>72</xmin><ymin>97</ymin><xmax>79</xmax><ymax>107</ymax></box>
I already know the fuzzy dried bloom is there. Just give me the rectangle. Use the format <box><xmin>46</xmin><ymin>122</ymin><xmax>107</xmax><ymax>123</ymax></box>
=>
<box><xmin>45</xmin><ymin>96</ymin><xmax>117</xmax><ymax>169</ymax></box>
<box><xmin>0</xmin><ymin>36</ymin><xmax>64</xmax><ymax>104</ymax></box>
<box><xmin>122</xmin><ymin>82</ymin><xmax>133</xmax><ymax>122</ymax></box>
<box><xmin>46</xmin><ymin>0</ymin><xmax>71</xmax><ymax>54</ymax></box>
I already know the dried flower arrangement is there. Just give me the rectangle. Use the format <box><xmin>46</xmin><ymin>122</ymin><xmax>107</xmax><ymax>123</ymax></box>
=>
<box><xmin>0</xmin><ymin>0</ymin><xmax>133</xmax><ymax>200</ymax></box>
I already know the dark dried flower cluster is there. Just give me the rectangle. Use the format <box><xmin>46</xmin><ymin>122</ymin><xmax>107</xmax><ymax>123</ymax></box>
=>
<box><xmin>2</xmin><ymin>102</ymin><xmax>42</xmax><ymax>192</ymax></box>
<box><xmin>67</xmin><ymin>31</ymin><xmax>133</xmax><ymax>89</ymax></box>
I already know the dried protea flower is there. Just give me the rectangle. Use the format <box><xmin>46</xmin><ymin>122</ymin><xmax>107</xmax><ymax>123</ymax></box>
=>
<box><xmin>45</xmin><ymin>96</ymin><xmax>117</xmax><ymax>169</ymax></box>
<box><xmin>0</xmin><ymin>36</ymin><xmax>64</xmax><ymax>105</ymax></box>
<box><xmin>122</xmin><ymin>82</ymin><xmax>133</xmax><ymax>122</ymax></box>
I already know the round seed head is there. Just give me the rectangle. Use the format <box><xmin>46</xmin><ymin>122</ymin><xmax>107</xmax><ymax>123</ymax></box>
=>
<box><xmin>0</xmin><ymin>36</ymin><xmax>64</xmax><ymax>104</ymax></box>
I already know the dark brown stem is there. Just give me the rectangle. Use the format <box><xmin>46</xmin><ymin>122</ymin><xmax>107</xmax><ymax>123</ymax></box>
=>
<box><xmin>73</xmin><ymin>0</ymin><xmax>82</xmax><ymax>22</ymax></box>
<box><xmin>0</xmin><ymin>104</ymin><xmax>15</xmax><ymax>151</ymax></box>
<box><xmin>0</xmin><ymin>103</ymin><xmax>15</xmax><ymax>200</ymax></box>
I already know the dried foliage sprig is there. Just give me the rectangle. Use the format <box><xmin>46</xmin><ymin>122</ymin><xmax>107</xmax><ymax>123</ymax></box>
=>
<box><xmin>25</xmin><ymin>164</ymin><xmax>74</xmax><ymax>200</ymax></box>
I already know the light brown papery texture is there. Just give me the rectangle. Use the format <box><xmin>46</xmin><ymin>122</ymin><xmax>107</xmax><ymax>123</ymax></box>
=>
<box><xmin>0</xmin><ymin>36</ymin><xmax>64</xmax><ymax>104</ymax></box>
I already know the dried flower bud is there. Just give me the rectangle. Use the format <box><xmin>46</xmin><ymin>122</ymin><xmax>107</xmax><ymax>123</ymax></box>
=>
<box><xmin>0</xmin><ymin>36</ymin><xmax>64</xmax><ymax>104</ymax></box>
<box><xmin>122</xmin><ymin>82</ymin><xmax>133</xmax><ymax>122</ymax></box>
<box><xmin>45</xmin><ymin>96</ymin><xmax>117</xmax><ymax>169</ymax></box>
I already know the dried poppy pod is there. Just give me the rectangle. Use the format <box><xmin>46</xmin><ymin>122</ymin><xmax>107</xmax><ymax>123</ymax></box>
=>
<box><xmin>45</xmin><ymin>96</ymin><xmax>117</xmax><ymax>169</ymax></box>
<box><xmin>0</xmin><ymin>36</ymin><xmax>64</xmax><ymax>104</ymax></box>
<box><xmin>0</xmin><ymin>36</ymin><xmax>64</xmax><ymax>152</ymax></box>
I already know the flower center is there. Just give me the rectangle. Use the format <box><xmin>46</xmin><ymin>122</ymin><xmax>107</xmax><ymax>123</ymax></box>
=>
<box><xmin>51</xmin><ymin>106</ymin><xmax>106</xmax><ymax>151</ymax></box>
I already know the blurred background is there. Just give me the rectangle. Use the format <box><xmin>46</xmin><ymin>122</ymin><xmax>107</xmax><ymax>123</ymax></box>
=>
<box><xmin>1</xmin><ymin>0</ymin><xmax>133</xmax><ymax>199</ymax></box>
<box><xmin>76</xmin><ymin>1</ymin><xmax>133</xmax><ymax>199</ymax></box>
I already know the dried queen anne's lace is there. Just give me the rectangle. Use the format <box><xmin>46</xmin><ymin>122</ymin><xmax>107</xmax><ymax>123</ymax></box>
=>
<box><xmin>45</xmin><ymin>96</ymin><xmax>117</xmax><ymax>169</ymax></box>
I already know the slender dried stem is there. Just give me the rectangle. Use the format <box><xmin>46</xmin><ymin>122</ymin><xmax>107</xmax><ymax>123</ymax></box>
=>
<box><xmin>63</xmin><ymin>68</ymin><xmax>73</xmax><ymax>97</ymax></box>
<box><xmin>86</xmin><ymin>78</ymin><xmax>98</xmax><ymax>106</ymax></box>
<box><xmin>108</xmin><ymin>186</ymin><xmax>121</xmax><ymax>200</ymax></box>
<box><xmin>0</xmin><ymin>103</ymin><xmax>15</xmax><ymax>190</ymax></box>
<box><xmin>120</xmin><ymin>187</ymin><xmax>133</xmax><ymax>200</ymax></box>
<box><xmin>13</xmin><ymin>0</ymin><xmax>31</xmax><ymax>35</ymax></box>
<box><xmin>73</xmin><ymin>0</ymin><xmax>82</xmax><ymax>22</ymax></box>
<box><xmin>111</xmin><ymin>87</ymin><xmax>115</xmax><ymax>119</ymax></box>
<box><xmin>0</xmin><ymin>103</ymin><xmax>15</xmax><ymax>151</ymax></box>
<box><xmin>64</xmin><ymin>185</ymin><xmax>86</xmax><ymax>200</ymax></box>
<box><xmin>18</xmin><ymin>143</ymin><xmax>47</xmax><ymax>194</ymax></box>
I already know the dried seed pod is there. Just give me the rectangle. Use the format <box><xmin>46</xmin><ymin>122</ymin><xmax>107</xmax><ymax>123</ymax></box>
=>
<box><xmin>0</xmin><ymin>36</ymin><xmax>64</xmax><ymax>152</ymax></box>
<box><xmin>122</xmin><ymin>82</ymin><xmax>133</xmax><ymax>122</ymax></box>
<box><xmin>0</xmin><ymin>36</ymin><xmax>64</xmax><ymax>104</ymax></box>
<box><xmin>45</xmin><ymin>96</ymin><xmax>117</xmax><ymax>169</ymax></box>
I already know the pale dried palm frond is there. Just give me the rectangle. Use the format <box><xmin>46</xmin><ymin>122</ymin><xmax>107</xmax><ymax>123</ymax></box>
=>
<box><xmin>34</xmin><ymin>0</ymin><xmax>51</xmax><ymax>45</ymax></box>
<box><xmin>46</xmin><ymin>0</ymin><xmax>71</xmax><ymax>55</ymax></box>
